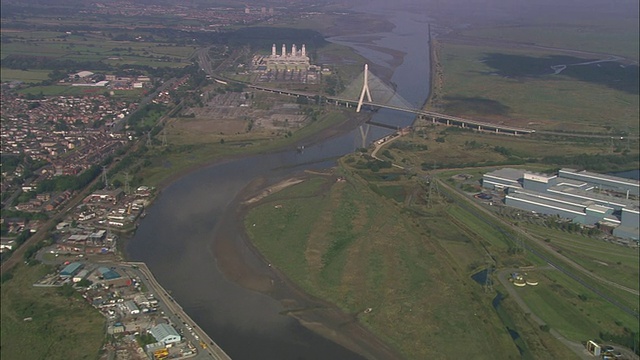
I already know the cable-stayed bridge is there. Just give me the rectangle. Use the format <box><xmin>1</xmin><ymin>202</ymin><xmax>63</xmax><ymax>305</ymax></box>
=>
<box><xmin>246</xmin><ymin>64</ymin><xmax>535</xmax><ymax>136</ymax></box>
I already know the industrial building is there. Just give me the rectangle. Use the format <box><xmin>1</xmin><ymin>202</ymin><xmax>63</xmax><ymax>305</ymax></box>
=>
<box><xmin>94</xmin><ymin>266</ymin><xmax>131</xmax><ymax>287</ymax></box>
<box><xmin>124</xmin><ymin>300</ymin><xmax>140</xmax><ymax>315</ymax></box>
<box><xmin>59</xmin><ymin>262</ymin><xmax>83</xmax><ymax>278</ymax></box>
<box><xmin>263</xmin><ymin>43</ymin><xmax>310</xmax><ymax>70</ymax></box>
<box><xmin>559</xmin><ymin>168</ymin><xmax>639</xmax><ymax>196</ymax></box>
<box><xmin>149</xmin><ymin>323</ymin><xmax>181</xmax><ymax>345</ymax></box>
<box><xmin>97</xmin><ymin>266</ymin><xmax>121</xmax><ymax>280</ymax></box>
<box><xmin>480</xmin><ymin>168</ymin><xmax>524</xmax><ymax>190</ymax></box>
<box><xmin>483</xmin><ymin>168</ymin><xmax>639</xmax><ymax>241</ymax></box>
<box><xmin>73</xmin><ymin>269</ymin><xmax>89</xmax><ymax>283</ymax></box>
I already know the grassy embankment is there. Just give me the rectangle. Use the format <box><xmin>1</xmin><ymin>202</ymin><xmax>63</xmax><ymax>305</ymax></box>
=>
<box><xmin>429</xmin><ymin>18</ymin><xmax>639</xmax><ymax>135</ymax></box>
<box><xmin>382</xmin><ymin>126</ymin><xmax>639</xmax><ymax>172</ymax></box>
<box><xmin>243</xmin><ymin>152</ymin><xmax>597</xmax><ymax>359</ymax></box>
<box><xmin>243</xmin><ymin>123</ymin><xmax>639</xmax><ymax>357</ymax></box>
<box><xmin>0</xmin><ymin>264</ymin><xmax>105</xmax><ymax>360</ymax></box>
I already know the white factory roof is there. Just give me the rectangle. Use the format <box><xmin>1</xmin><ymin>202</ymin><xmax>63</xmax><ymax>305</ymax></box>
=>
<box><xmin>149</xmin><ymin>323</ymin><xmax>181</xmax><ymax>344</ymax></box>
<box><xmin>75</xmin><ymin>71</ymin><xmax>94</xmax><ymax>78</ymax></box>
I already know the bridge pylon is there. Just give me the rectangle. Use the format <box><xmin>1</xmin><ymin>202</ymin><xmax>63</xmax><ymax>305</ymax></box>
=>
<box><xmin>356</xmin><ymin>64</ymin><xmax>372</xmax><ymax>113</ymax></box>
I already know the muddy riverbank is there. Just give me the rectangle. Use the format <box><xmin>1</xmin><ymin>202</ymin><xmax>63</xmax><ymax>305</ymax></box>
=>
<box><xmin>128</xmin><ymin>4</ymin><xmax>431</xmax><ymax>358</ymax></box>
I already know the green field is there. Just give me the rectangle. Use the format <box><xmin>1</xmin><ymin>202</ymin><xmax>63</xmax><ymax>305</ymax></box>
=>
<box><xmin>458</xmin><ymin>19</ymin><xmax>640</xmax><ymax>60</ymax></box>
<box><xmin>0</xmin><ymin>29</ymin><xmax>196</xmax><ymax>83</ymax></box>
<box><xmin>431</xmin><ymin>43</ymin><xmax>639</xmax><ymax>134</ymax></box>
<box><xmin>517</xmin><ymin>269</ymin><xmax>639</xmax><ymax>342</ymax></box>
<box><xmin>385</xmin><ymin>127</ymin><xmax>639</xmax><ymax>172</ymax></box>
<box><xmin>242</xmin><ymin>146</ymin><xmax>640</xmax><ymax>358</ymax></box>
<box><xmin>0</xmin><ymin>264</ymin><xmax>105</xmax><ymax>360</ymax></box>
<box><xmin>1</xmin><ymin>30</ymin><xmax>197</xmax><ymax>60</ymax></box>
<box><xmin>522</xmin><ymin>224</ymin><xmax>640</xmax><ymax>292</ymax></box>
<box><xmin>243</xmin><ymin>159</ymin><xmax>578</xmax><ymax>358</ymax></box>
<box><xmin>15</xmin><ymin>85</ymin><xmax>147</xmax><ymax>98</ymax></box>
<box><xmin>0</xmin><ymin>68</ymin><xmax>51</xmax><ymax>83</ymax></box>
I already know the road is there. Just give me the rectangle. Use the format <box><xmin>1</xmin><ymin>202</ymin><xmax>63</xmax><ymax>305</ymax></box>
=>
<box><xmin>123</xmin><ymin>262</ymin><xmax>231</xmax><ymax>360</ymax></box>
<box><xmin>0</xmin><ymin>174</ymin><xmax>106</xmax><ymax>274</ymax></box>
<box><xmin>437</xmin><ymin>179</ymin><xmax>639</xmax><ymax>314</ymax></box>
<box><xmin>370</xmin><ymin>132</ymin><xmax>406</xmax><ymax>169</ymax></box>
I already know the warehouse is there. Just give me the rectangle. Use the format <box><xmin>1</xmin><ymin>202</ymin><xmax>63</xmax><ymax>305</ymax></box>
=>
<box><xmin>505</xmin><ymin>188</ymin><xmax>588</xmax><ymax>222</ymax></box>
<box><xmin>482</xmin><ymin>168</ymin><xmax>523</xmax><ymax>190</ymax></box>
<box><xmin>522</xmin><ymin>172</ymin><xmax>558</xmax><ymax>193</ymax></box>
<box><xmin>559</xmin><ymin>168</ymin><xmax>639</xmax><ymax>196</ymax></box>
<box><xmin>60</xmin><ymin>262</ymin><xmax>83</xmax><ymax>278</ymax></box>
<box><xmin>73</xmin><ymin>269</ymin><xmax>89</xmax><ymax>283</ymax></box>
<box><xmin>485</xmin><ymin>167</ymin><xmax>639</xmax><ymax>241</ymax></box>
<box><xmin>97</xmin><ymin>266</ymin><xmax>121</xmax><ymax>280</ymax></box>
<box><xmin>124</xmin><ymin>300</ymin><xmax>140</xmax><ymax>315</ymax></box>
<box><xmin>546</xmin><ymin>186</ymin><xmax>637</xmax><ymax>211</ymax></box>
<box><xmin>614</xmin><ymin>207</ymin><xmax>640</xmax><ymax>241</ymax></box>
<box><xmin>149</xmin><ymin>323</ymin><xmax>181</xmax><ymax>345</ymax></box>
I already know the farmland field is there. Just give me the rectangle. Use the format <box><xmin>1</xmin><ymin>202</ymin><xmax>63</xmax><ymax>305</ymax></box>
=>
<box><xmin>0</xmin><ymin>29</ymin><xmax>196</xmax><ymax>84</ymax></box>
<box><xmin>429</xmin><ymin>42</ymin><xmax>639</xmax><ymax>134</ymax></box>
<box><xmin>0</xmin><ymin>68</ymin><xmax>50</xmax><ymax>83</ymax></box>
<box><xmin>0</xmin><ymin>264</ymin><xmax>105</xmax><ymax>360</ymax></box>
<box><xmin>456</xmin><ymin>18</ymin><xmax>639</xmax><ymax>60</ymax></box>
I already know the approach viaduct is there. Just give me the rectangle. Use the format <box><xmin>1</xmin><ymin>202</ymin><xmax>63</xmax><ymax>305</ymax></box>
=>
<box><xmin>245</xmin><ymin>83</ymin><xmax>535</xmax><ymax>136</ymax></box>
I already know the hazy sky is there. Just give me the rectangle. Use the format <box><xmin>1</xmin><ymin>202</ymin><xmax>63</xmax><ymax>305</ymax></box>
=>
<box><xmin>343</xmin><ymin>0</ymin><xmax>640</xmax><ymax>21</ymax></box>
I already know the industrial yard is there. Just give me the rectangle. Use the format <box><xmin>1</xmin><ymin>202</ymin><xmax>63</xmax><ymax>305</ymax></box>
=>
<box><xmin>32</xmin><ymin>259</ymin><xmax>228</xmax><ymax>360</ymax></box>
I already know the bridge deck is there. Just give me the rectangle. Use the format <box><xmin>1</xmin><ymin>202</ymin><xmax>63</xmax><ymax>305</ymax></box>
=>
<box><xmin>247</xmin><ymin>84</ymin><xmax>535</xmax><ymax>135</ymax></box>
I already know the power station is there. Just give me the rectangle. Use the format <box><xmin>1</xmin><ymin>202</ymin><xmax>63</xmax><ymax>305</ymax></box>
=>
<box><xmin>263</xmin><ymin>43</ymin><xmax>310</xmax><ymax>70</ymax></box>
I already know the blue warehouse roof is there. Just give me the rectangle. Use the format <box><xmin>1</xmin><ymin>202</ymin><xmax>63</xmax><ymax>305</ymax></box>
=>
<box><xmin>97</xmin><ymin>267</ymin><xmax>121</xmax><ymax>280</ymax></box>
<box><xmin>60</xmin><ymin>262</ymin><xmax>83</xmax><ymax>276</ymax></box>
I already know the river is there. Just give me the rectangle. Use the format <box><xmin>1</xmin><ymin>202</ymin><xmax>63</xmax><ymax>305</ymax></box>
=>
<box><xmin>127</xmin><ymin>5</ymin><xmax>431</xmax><ymax>360</ymax></box>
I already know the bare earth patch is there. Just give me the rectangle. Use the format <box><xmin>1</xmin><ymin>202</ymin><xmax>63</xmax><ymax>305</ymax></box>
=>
<box><xmin>174</xmin><ymin>118</ymin><xmax>247</xmax><ymax>135</ymax></box>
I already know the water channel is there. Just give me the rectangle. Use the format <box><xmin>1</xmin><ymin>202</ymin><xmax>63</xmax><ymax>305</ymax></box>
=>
<box><xmin>127</xmin><ymin>5</ymin><xmax>431</xmax><ymax>359</ymax></box>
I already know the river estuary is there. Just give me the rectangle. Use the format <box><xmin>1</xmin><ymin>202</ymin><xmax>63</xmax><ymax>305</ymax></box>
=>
<box><xmin>127</xmin><ymin>4</ymin><xmax>431</xmax><ymax>359</ymax></box>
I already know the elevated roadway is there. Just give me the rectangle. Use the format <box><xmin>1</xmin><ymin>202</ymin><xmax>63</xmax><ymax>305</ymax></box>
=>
<box><xmin>245</xmin><ymin>84</ymin><xmax>535</xmax><ymax>135</ymax></box>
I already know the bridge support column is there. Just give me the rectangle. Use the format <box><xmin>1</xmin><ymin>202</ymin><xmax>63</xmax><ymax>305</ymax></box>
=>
<box><xmin>495</xmin><ymin>128</ymin><xmax>499</xmax><ymax>133</ymax></box>
<box><xmin>478</xmin><ymin>126</ymin><xmax>482</xmax><ymax>131</ymax></box>
<box><xmin>446</xmin><ymin>119</ymin><xmax>450</xmax><ymax>126</ymax></box>
<box><xmin>356</xmin><ymin>64</ymin><xmax>372</xmax><ymax>113</ymax></box>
